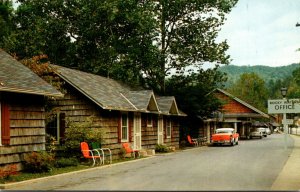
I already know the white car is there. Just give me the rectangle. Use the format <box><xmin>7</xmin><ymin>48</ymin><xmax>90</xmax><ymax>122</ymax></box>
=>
<box><xmin>265</xmin><ymin>128</ymin><xmax>271</xmax><ymax>135</ymax></box>
<box><xmin>258</xmin><ymin>127</ymin><xmax>267</xmax><ymax>137</ymax></box>
<box><xmin>249</xmin><ymin>128</ymin><xmax>263</xmax><ymax>139</ymax></box>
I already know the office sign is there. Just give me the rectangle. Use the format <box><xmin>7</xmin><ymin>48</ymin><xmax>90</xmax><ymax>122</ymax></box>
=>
<box><xmin>268</xmin><ymin>99</ymin><xmax>300</xmax><ymax>114</ymax></box>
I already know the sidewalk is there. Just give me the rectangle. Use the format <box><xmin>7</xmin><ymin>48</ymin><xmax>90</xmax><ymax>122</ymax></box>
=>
<box><xmin>271</xmin><ymin>134</ymin><xmax>300</xmax><ymax>190</ymax></box>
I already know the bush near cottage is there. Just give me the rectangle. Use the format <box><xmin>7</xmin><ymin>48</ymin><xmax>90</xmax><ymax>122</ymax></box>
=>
<box><xmin>155</xmin><ymin>144</ymin><xmax>170</xmax><ymax>153</ymax></box>
<box><xmin>23</xmin><ymin>151</ymin><xmax>55</xmax><ymax>173</ymax></box>
<box><xmin>64</xmin><ymin>117</ymin><xmax>105</xmax><ymax>159</ymax></box>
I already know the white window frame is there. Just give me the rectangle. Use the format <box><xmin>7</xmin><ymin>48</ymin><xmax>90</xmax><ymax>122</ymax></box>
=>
<box><xmin>121</xmin><ymin>113</ymin><xmax>129</xmax><ymax>142</ymax></box>
<box><xmin>147</xmin><ymin>114</ymin><xmax>153</xmax><ymax>127</ymax></box>
<box><xmin>166</xmin><ymin>118</ymin><xmax>172</xmax><ymax>138</ymax></box>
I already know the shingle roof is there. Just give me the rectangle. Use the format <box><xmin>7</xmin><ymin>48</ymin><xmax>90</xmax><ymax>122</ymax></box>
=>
<box><xmin>122</xmin><ymin>90</ymin><xmax>159</xmax><ymax>112</ymax></box>
<box><xmin>53</xmin><ymin>65</ymin><xmax>185</xmax><ymax>116</ymax></box>
<box><xmin>52</xmin><ymin>65</ymin><xmax>136</xmax><ymax>111</ymax></box>
<box><xmin>156</xmin><ymin>96</ymin><xmax>186</xmax><ymax>116</ymax></box>
<box><xmin>0</xmin><ymin>50</ymin><xmax>63</xmax><ymax>97</ymax></box>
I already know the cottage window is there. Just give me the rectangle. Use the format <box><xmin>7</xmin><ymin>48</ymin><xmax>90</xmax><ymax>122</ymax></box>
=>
<box><xmin>166</xmin><ymin>118</ymin><xmax>172</xmax><ymax>138</ymax></box>
<box><xmin>147</xmin><ymin>114</ymin><xmax>153</xmax><ymax>127</ymax></box>
<box><xmin>121</xmin><ymin>113</ymin><xmax>129</xmax><ymax>142</ymax></box>
<box><xmin>46</xmin><ymin>112</ymin><xmax>65</xmax><ymax>144</ymax></box>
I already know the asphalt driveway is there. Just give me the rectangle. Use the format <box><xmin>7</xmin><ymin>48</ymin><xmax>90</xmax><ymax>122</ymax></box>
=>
<box><xmin>4</xmin><ymin>134</ymin><xmax>294</xmax><ymax>191</ymax></box>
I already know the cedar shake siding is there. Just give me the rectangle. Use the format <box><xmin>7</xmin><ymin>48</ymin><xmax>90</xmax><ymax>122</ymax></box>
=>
<box><xmin>54</xmin><ymin>84</ymin><xmax>123</xmax><ymax>157</ymax></box>
<box><xmin>0</xmin><ymin>92</ymin><xmax>46</xmax><ymax>171</ymax></box>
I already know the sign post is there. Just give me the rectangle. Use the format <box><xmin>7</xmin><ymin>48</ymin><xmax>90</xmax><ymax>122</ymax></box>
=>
<box><xmin>268</xmin><ymin>98</ymin><xmax>300</xmax><ymax>150</ymax></box>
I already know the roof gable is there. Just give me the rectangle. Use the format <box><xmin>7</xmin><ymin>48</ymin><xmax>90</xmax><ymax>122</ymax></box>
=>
<box><xmin>156</xmin><ymin>96</ymin><xmax>182</xmax><ymax>116</ymax></box>
<box><xmin>123</xmin><ymin>90</ymin><xmax>159</xmax><ymax>112</ymax></box>
<box><xmin>0</xmin><ymin>50</ymin><xmax>63</xmax><ymax>97</ymax></box>
<box><xmin>214</xmin><ymin>88</ymin><xmax>269</xmax><ymax>118</ymax></box>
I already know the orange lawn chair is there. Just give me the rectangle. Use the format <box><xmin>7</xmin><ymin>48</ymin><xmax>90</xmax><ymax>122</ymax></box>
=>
<box><xmin>122</xmin><ymin>142</ymin><xmax>140</xmax><ymax>158</ymax></box>
<box><xmin>187</xmin><ymin>135</ymin><xmax>199</xmax><ymax>147</ymax></box>
<box><xmin>80</xmin><ymin>142</ymin><xmax>102</xmax><ymax>166</ymax></box>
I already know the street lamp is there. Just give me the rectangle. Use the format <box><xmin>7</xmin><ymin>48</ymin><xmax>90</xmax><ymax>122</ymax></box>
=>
<box><xmin>281</xmin><ymin>87</ymin><xmax>288</xmax><ymax>150</ymax></box>
<box><xmin>281</xmin><ymin>87</ymin><xmax>288</xmax><ymax>98</ymax></box>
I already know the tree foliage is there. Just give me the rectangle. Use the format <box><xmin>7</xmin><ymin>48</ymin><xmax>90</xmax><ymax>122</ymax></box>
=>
<box><xmin>8</xmin><ymin>0</ymin><xmax>237</xmax><ymax>93</ymax></box>
<box><xmin>1</xmin><ymin>0</ymin><xmax>238</xmax><ymax>119</ymax></box>
<box><xmin>153</xmin><ymin>0</ymin><xmax>237</xmax><ymax>93</ymax></box>
<box><xmin>0</xmin><ymin>0</ymin><xmax>15</xmax><ymax>49</ymax></box>
<box><xmin>227</xmin><ymin>72</ymin><xmax>268</xmax><ymax>112</ymax></box>
<box><xmin>166</xmin><ymin>67</ymin><xmax>227</xmax><ymax>118</ymax></box>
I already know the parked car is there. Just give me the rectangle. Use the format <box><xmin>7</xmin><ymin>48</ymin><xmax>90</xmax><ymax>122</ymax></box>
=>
<box><xmin>258</xmin><ymin>127</ymin><xmax>267</xmax><ymax>137</ymax></box>
<box><xmin>265</xmin><ymin>127</ymin><xmax>271</xmax><ymax>135</ymax></box>
<box><xmin>211</xmin><ymin>128</ymin><xmax>239</xmax><ymax>146</ymax></box>
<box><xmin>249</xmin><ymin>127</ymin><xmax>264</xmax><ymax>139</ymax></box>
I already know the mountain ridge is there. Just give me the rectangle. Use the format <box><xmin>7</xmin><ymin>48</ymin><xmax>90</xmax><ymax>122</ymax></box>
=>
<box><xmin>218</xmin><ymin>63</ymin><xmax>300</xmax><ymax>86</ymax></box>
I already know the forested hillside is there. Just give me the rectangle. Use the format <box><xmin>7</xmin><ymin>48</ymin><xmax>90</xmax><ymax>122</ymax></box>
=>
<box><xmin>219</xmin><ymin>63</ymin><xmax>300</xmax><ymax>86</ymax></box>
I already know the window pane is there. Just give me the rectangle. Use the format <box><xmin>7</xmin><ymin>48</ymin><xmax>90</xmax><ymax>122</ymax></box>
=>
<box><xmin>121</xmin><ymin>114</ymin><xmax>128</xmax><ymax>140</ymax></box>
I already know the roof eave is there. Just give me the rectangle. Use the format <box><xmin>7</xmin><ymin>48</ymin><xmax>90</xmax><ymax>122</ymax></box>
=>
<box><xmin>0</xmin><ymin>87</ymin><xmax>64</xmax><ymax>97</ymax></box>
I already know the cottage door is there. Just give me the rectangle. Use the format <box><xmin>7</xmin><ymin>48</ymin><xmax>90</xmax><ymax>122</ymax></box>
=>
<box><xmin>133</xmin><ymin>112</ymin><xmax>141</xmax><ymax>150</ymax></box>
<box><xmin>158</xmin><ymin>116</ymin><xmax>164</xmax><ymax>144</ymax></box>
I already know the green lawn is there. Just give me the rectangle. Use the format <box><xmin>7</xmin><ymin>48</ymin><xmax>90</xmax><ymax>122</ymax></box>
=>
<box><xmin>0</xmin><ymin>157</ymin><xmax>140</xmax><ymax>184</ymax></box>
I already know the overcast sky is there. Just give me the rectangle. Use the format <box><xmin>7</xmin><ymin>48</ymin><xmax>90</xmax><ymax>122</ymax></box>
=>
<box><xmin>217</xmin><ymin>0</ymin><xmax>300</xmax><ymax>67</ymax></box>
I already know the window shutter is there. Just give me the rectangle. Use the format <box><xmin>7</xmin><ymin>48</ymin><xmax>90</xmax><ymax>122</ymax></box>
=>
<box><xmin>1</xmin><ymin>102</ymin><xmax>10</xmax><ymax>145</ymax></box>
<box><xmin>59</xmin><ymin>113</ymin><xmax>66</xmax><ymax>142</ymax></box>
<box><xmin>118</xmin><ymin>112</ymin><xmax>121</xmax><ymax>143</ymax></box>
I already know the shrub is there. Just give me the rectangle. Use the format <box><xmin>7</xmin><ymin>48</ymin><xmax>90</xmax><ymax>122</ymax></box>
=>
<box><xmin>54</xmin><ymin>157</ymin><xmax>79</xmax><ymax>168</ymax></box>
<box><xmin>23</xmin><ymin>151</ymin><xmax>55</xmax><ymax>173</ymax></box>
<box><xmin>155</xmin><ymin>144</ymin><xmax>170</xmax><ymax>153</ymax></box>
<box><xmin>64</xmin><ymin>116</ymin><xmax>105</xmax><ymax>158</ymax></box>
<box><xmin>0</xmin><ymin>164</ymin><xmax>18</xmax><ymax>180</ymax></box>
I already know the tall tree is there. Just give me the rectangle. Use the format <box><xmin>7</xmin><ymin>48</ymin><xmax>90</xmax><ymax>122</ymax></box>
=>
<box><xmin>151</xmin><ymin>0</ymin><xmax>238</xmax><ymax>93</ymax></box>
<box><xmin>10</xmin><ymin>0</ymin><xmax>237</xmax><ymax>92</ymax></box>
<box><xmin>227</xmin><ymin>72</ymin><xmax>268</xmax><ymax>112</ymax></box>
<box><xmin>0</xmin><ymin>0</ymin><xmax>15</xmax><ymax>50</ymax></box>
<box><xmin>13</xmin><ymin>0</ymin><xmax>157</xmax><ymax>87</ymax></box>
<box><xmin>166</xmin><ymin>67</ymin><xmax>227</xmax><ymax>118</ymax></box>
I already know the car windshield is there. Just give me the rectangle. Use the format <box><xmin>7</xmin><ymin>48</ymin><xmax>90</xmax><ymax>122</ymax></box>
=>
<box><xmin>216</xmin><ymin>129</ymin><xmax>233</xmax><ymax>134</ymax></box>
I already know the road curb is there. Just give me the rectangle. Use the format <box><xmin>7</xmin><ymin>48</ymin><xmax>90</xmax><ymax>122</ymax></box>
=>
<box><xmin>0</xmin><ymin>156</ymin><xmax>156</xmax><ymax>189</ymax></box>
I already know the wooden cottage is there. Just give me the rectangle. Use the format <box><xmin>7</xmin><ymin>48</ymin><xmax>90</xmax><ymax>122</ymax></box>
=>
<box><xmin>47</xmin><ymin>65</ymin><xmax>186</xmax><ymax>158</ymax></box>
<box><xmin>0</xmin><ymin>50</ymin><xmax>63</xmax><ymax>171</ymax></box>
<box><xmin>200</xmin><ymin>88</ymin><xmax>270</xmax><ymax>140</ymax></box>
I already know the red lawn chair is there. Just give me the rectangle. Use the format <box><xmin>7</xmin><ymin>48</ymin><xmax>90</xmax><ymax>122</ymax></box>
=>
<box><xmin>80</xmin><ymin>142</ymin><xmax>102</xmax><ymax>166</ymax></box>
<box><xmin>122</xmin><ymin>142</ymin><xmax>140</xmax><ymax>158</ymax></box>
<box><xmin>187</xmin><ymin>135</ymin><xmax>199</xmax><ymax>147</ymax></box>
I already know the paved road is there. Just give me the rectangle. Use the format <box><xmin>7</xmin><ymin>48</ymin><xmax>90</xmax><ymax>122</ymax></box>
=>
<box><xmin>7</xmin><ymin>134</ymin><xmax>294</xmax><ymax>191</ymax></box>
